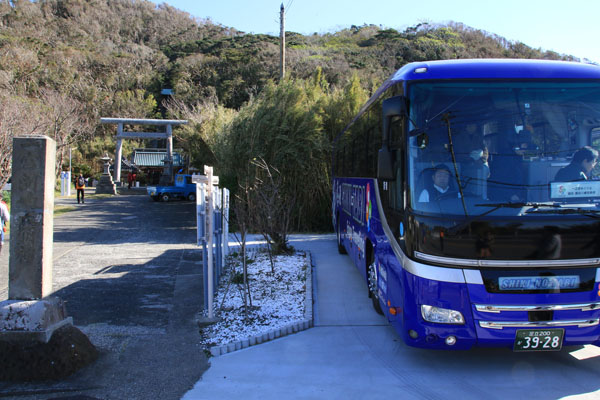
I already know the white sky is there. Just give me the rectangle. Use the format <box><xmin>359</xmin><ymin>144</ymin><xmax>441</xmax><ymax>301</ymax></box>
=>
<box><xmin>162</xmin><ymin>0</ymin><xmax>600</xmax><ymax>63</ymax></box>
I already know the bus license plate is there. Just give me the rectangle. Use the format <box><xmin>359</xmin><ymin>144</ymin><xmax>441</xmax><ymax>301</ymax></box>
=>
<box><xmin>514</xmin><ymin>329</ymin><xmax>564</xmax><ymax>352</ymax></box>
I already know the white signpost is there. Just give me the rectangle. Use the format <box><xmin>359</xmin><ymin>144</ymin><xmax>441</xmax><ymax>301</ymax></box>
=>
<box><xmin>60</xmin><ymin>171</ymin><xmax>71</xmax><ymax>197</ymax></box>
<box><xmin>193</xmin><ymin>166</ymin><xmax>229</xmax><ymax>319</ymax></box>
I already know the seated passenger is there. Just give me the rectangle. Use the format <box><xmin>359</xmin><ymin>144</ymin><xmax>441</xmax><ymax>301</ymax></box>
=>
<box><xmin>418</xmin><ymin>164</ymin><xmax>458</xmax><ymax>202</ymax></box>
<box><xmin>454</xmin><ymin>123</ymin><xmax>487</xmax><ymax>160</ymax></box>
<box><xmin>554</xmin><ymin>146</ymin><xmax>598</xmax><ymax>182</ymax></box>
<box><xmin>461</xmin><ymin>147</ymin><xmax>490</xmax><ymax>196</ymax></box>
<box><xmin>488</xmin><ymin>138</ymin><xmax>527</xmax><ymax>202</ymax></box>
<box><xmin>455</xmin><ymin>122</ymin><xmax>489</xmax><ymax>184</ymax></box>
<box><xmin>510</xmin><ymin>129</ymin><xmax>538</xmax><ymax>157</ymax></box>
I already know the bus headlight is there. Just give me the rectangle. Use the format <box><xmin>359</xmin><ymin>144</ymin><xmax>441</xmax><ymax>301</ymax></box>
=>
<box><xmin>421</xmin><ymin>305</ymin><xmax>465</xmax><ymax>324</ymax></box>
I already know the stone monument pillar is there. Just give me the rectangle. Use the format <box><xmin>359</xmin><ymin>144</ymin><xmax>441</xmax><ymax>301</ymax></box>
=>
<box><xmin>0</xmin><ymin>136</ymin><xmax>97</xmax><ymax>381</ymax></box>
<box><xmin>2</xmin><ymin>136</ymin><xmax>73</xmax><ymax>340</ymax></box>
<box><xmin>95</xmin><ymin>153</ymin><xmax>117</xmax><ymax>195</ymax></box>
<box><xmin>9</xmin><ymin>136</ymin><xmax>55</xmax><ymax>299</ymax></box>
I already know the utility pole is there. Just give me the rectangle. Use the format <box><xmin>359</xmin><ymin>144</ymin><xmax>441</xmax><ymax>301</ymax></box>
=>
<box><xmin>280</xmin><ymin>3</ymin><xmax>285</xmax><ymax>80</ymax></box>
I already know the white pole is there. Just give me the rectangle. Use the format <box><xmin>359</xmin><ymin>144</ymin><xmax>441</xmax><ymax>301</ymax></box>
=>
<box><xmin>68</xmin><ymin>147</ymin><xmax>72</xmax><ymax>196</ymax></box>
<box><xmin>205</xmin><ymin>166</ymin><xmax>214</xmax><ymax>318</ymax></box>
<box><xmin>167</xmin><ymin>124</ymin><xmax>174</xmax><ymax>182</ymax></box>
<box><xmin>280</xmin><ymin>3</ymin><xmax>285</xmax><ymax>80</ymax></box>
<box><xmin>223</xmin><ymin>188</ymin><xmax>229</xmax><ymax>258</ymax></box>
<box><xmin>60</xmin><ymin>172</ymin><xmax>65</xmax><ymax>196</ymax></box>
<box><xmin>196</xmin><ymin>181</ymin><xmax>204</xmax><ymax>246</ymax></box>
<box><xmin>115</xmin><ymin>134</ymin><xmax>123</xmax><ymax>184</ymax></box>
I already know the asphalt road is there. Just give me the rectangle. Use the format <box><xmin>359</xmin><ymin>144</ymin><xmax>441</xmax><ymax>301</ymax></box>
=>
<box><xmin>0</xmin><ymin>189</ymin><xmax>209</xmax><ymax>399</ymax></box>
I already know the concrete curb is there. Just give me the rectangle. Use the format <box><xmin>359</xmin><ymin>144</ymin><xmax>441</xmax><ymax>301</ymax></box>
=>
<box><xmin>209</xmin><ymin>251</ymin><xmax>314</xmax><ymax>357</ymax></box>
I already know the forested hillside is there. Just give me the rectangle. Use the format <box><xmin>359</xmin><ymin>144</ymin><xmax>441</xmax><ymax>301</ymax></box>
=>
<box><xmin>0</xmin><ymin>0</ymin><xmax>578</xmax><ymax>231</ymax></box>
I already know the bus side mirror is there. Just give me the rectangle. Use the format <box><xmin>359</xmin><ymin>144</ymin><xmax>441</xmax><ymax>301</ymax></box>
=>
<box><xmin>378</xmin><ymin>148</ymin><xmax>395</xmax><ymax>181</ymax></box>
<box><xmin>377</xmin><ymin>96</ymin><xmax>406</xmax><ymax>181</ymax></box>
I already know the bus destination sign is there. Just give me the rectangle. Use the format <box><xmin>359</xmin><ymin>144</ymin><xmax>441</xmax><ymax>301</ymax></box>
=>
<box><xmin>498</xmin><ymin>276</ymin><xmax>580</xmax><ymax>291</ymax></box>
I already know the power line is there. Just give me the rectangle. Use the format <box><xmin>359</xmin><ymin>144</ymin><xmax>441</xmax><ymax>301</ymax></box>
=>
<box><xmin>285</xmin><ymin>0</ymin><xmax>294</xmax><ymax>14</ymax></box>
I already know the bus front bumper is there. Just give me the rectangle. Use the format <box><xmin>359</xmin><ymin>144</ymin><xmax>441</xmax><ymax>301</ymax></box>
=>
<box><xmin>397</xmin><ymin>269</ymin><xmax>600</xmax><ymax>350</ymax></box>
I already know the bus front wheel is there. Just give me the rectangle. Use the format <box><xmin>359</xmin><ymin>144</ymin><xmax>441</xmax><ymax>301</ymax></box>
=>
<box><xmin>368</xmin><ymin>255</ymin><xmax>384</xmax><ymax>315</ymax></box>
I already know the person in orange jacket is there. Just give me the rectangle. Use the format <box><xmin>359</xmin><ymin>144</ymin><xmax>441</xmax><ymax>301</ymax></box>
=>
<box><xmin>76</xmin><ymin>173</ymin><xmax>86</xmax><ymax>204</ymax></box>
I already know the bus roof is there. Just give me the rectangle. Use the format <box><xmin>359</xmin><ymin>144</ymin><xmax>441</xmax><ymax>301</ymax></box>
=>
<box><xmin>391</xmin><ymin>59</ymin><xmax>600</xmax><ymax>82</ymax></box>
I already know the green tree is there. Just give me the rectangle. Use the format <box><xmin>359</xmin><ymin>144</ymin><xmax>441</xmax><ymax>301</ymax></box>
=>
<box><xmin>221</xmin><ymin>78</ymin><xmax>331</xmax><ymax>236</ymax></box>
<box><xmin>165</xmin><ymin>96</ymin><xmax>236</xmax><ymax>171</ymax></box>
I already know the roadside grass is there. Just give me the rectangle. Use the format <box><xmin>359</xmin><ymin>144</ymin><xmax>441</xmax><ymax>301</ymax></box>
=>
<box><xmin>84</xmin><ymin>194</ymin><xmax>114</xmax><ymax>200</ymax></box>
<box><xmin>54</xmin><ymin>205</ymin><xmax>77</xmax><ymax>216</ymax></box>
<box><xmin>54</xmin><ymin>192</ymin><xmax>115</xmax><ymax>215</ymax></box>
<box><xmin>2</xmin><ymin>191</ymin><xmax>10</xmax><ymax>208</ymax></box>
<box><xmin>2</xmin><ymin>189</ymin><xmax>118</xmax><ymax>228</ymax></box>
<box><xmin>1</xmin><ymin>191</ymin><xmax>9</xmax><ymax>235</ymax></box>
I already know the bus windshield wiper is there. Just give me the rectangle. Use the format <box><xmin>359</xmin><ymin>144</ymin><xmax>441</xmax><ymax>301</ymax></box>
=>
<box><xmin>442</xmin><ymin>112</ymin><xmax>468</xmax><ymax>217</ymax></box>
<box><xmin>525</xmin><ymin>207</ymin><xmax>600</xmax><ymax>218</ymax></box>
<box><xmin>467</xmin><ymin>202</ymin><xmax>560</xmax><ymax>221</ymax></box>
<box><xmin>475</xmin><ymin>202</ymin><xmax>562</xmax><ymax>209</ymax></box>
<box><xmin>449</xmin><ymin>202</ymin><xmax>583</xmax><ymax>234</ymax></box>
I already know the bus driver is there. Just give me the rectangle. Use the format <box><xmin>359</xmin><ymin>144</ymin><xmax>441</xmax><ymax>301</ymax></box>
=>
<box><xmin>418</xmin><ymin>164</ymin><xmax>457</xmax><ymax>202</ymax></box>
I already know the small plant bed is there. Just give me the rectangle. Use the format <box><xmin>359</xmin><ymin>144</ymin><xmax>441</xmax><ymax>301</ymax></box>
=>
<box><xmin>200</xmin><ymin>247</ymin><xmax>311</xmax><ymax>353</ymax></box>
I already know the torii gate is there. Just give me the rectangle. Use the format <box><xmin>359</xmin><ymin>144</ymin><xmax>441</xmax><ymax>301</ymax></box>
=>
<box><xmin>100</xmin><ymin>118</ymin><xmax>188</xmax><ymax>184</ymax></box>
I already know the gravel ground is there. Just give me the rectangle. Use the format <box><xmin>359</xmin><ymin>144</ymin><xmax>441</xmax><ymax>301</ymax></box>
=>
<box><xmin>0</xmin><ymin>189</ymin><xmax>209</xmax><ymax>399</ymax></box>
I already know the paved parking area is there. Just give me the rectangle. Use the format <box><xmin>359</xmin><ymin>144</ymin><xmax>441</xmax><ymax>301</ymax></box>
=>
<box><xmin>0</xmin><ymin>191</ymin><xmax>209</xmax><ymax>399</ymax></box>
<box><xmin>3</xmin><ymin>192</ymin><xmax>600</xmax><ymax>399</ymax></box>
<box><xmin>183</xmin><ymin>234</ymin><xmax>600</xmax><ymax>400</ymax></box>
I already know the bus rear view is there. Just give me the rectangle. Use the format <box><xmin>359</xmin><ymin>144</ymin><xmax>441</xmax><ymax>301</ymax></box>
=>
<box><xmin>332</xmin><ymin>59</ymin><xmax>600</xmax><ymax>350</ymax></box>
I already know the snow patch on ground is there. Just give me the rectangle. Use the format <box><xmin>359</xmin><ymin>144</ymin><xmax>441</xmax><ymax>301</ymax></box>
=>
<box><xmin>200</xmin><ymin>248</ymin><xmax>309</xmax><ymax>348</ymax></box>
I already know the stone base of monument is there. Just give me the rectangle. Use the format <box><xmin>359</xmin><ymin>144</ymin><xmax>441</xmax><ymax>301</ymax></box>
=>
<box><xmin>95</xmin><ymin>173</ymin><xmax>117</xmax><ymax>195</ymax></box>
<box><xmin>0</xmin><ymin>298</ymin><xmax>98</xmax><ymax>381</ymax></box>
<box><xmin>0</xmin><ymin>298</ymin><xmax>72</xmax><ymax>342</ymax></box>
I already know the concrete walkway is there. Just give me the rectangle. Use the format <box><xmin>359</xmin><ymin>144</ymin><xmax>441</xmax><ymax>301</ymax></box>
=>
<box><xmin>182</xmin><ymin>234</ymin><xmax>600</xmax><ymax>400</ymax></box>
<box><xmin>182</xmin><ymin>234</ymin><xmax>389</xmax><ymax>400</ymax></box>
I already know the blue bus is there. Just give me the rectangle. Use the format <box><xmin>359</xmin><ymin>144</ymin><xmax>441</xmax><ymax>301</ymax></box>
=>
<box><xmin>332</xmin><ymin>59</ymin><xmax>600</xmax><ymax>351</ymax></box>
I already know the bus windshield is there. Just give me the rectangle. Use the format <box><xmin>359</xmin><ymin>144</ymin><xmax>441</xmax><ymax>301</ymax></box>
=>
<box><xmin>407</xmin><ymin>80</ymin><xmax>600</xmax><ymax>216</ymax></box>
